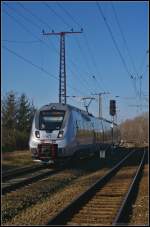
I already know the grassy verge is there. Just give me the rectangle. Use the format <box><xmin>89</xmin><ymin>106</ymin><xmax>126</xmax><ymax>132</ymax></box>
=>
<box><xmin>2</xmin><ymin>150</ymin><xmax>34</xmax><ymax>172</ymax></box>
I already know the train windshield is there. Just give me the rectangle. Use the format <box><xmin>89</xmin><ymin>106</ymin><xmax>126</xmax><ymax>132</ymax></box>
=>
<box><xmin>39</xmin><ymin>110</ymin><xmax>65</xmax><ymax>131</ymax></box>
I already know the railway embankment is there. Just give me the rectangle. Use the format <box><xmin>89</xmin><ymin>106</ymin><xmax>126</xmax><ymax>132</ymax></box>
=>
<box><xmin>2</xmin><ymin>147</ymin><xmax>148</xmax><ymax>226</ymax></box>
<box><xmin>2</xmin><ymin>148</ymin><xmax>128</xmax><ymax>225</ymax></box>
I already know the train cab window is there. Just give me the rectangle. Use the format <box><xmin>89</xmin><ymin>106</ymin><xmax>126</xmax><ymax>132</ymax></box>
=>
<box><xmin>39</xmin><ymin>110</ymin><xmax>65</xmax><ymax>132</ymax></box>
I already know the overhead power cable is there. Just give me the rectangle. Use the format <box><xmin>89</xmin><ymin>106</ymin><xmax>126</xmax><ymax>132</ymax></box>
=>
<box><xmin>42</xmin><ymin>2</ymin><xmax>98</xmax><ymax>93</ymax></box>
<box><xmin>44</xmin><ymin>2</ymin><xmax>70</xmax><ymax>28</ymax></box>
<box><xmin>16</xmin><ymin>1</ymin><xmax>61</xmax><ymax>55</ymax></box>
<box><xmin>57</xmin><ymin>2</ymin><xmax>81</xmax><ymax>28</ymax></box>
<box><xmin>17</xmin><ymin>1</ymin><xmax>53</xmax><ymax>31</ymax></box>
<box><xmin>2</xmin><ymin>39</ymin><xmax>41</xmax><ymax>43</ymax></box>
<box><xmin>56</xmin><ymin>2</ymin><xmax>92</xmax><ymax>75</ymax></box>
<box><xmin>139</xmin><ymin>50</ymin><xmax>149</xmax><ymax>75</ymax></box>
<box><xmin>3</xmin><ymin>4</ymin><xmax>90</xmax><ymax>94</ymax></box>
<box><xmin>55</xmin><ymin>2</ymin><xmax>111</xmax><ymax>113</ymax></box>
<box><xmin>16</xmin><ymin>1</ymin><xmax>94</xmax><ymax>94</ymax></box>
<box><xmin>110</xmin><ymin>2</ymin><xmax>138</xmax><ymax>76</ymax></box>
<box><xmin>3</xmin><ymin>45</ymin><xmax>58</xmax><ymax>80</ymax></box>
<box><xmin>3</xmin><ymin>8</ymin><xmax>55</xmax><ymax>52</ymax></box>
<box><xmin>3</xmin><ymin>2</ymin><xmax>42</xmax><ymax>30</ymax></box>
<box><xmin>96</xmin><ymin>2</ymin><xmax>139</xmax><ymax>98</ymax></box>
<box><xmin>2</xmin><ymin>45</ymin><xmax>86</xmax><ymax>96</ymax></box>
<box><xmin>56</xmin><ymin>1</ymin><xmax>107</xmax><ymax>92</ymax></box>
<box><xmin>111</xmin><ymin>2</ymin><xmax>141</xmax><ymax>99</ymax></box>
<box><xmin>96</xmin><ymin>2</ymin><xmax>133</xmax><ymax>79</ymax></box>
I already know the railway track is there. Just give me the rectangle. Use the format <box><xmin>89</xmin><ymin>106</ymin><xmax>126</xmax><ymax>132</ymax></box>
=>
<box><xmin>2</xmin><ymin>156</ymin><xmax>75</xmax><ymax>195</ymax></box>
<box><xmin>2</xmin><ymin>164</ymin><xmax>48</xmax><ymax>182</ymax></box>
<box><xmin>2</xmin><ymin>147</ymin><xmax>131</xmax><ymax>197</ymax></box>
<box><xmin>47</xmin><ymin>148</ymin><xmax>146</xmax><ymax>226</ymax></box>
<box><xmin>2</xmin><ymin>167</ymin><xmax>60</xmax><ymax>195</ymax></box>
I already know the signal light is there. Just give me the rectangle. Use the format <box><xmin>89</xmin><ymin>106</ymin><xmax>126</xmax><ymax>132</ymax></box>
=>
<box><xmin>110</xmin><ymin>100</ymin><xmax>116</xmax><ymax>116</ymax></box>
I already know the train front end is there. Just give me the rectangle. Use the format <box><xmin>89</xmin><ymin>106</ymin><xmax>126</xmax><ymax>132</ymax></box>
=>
<box><xmin>29</xmin><ymin>104</ymin><xmax>68</xmax><ymax>164</ymax></box>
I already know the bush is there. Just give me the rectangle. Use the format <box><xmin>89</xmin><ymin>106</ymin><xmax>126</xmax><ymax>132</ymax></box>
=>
<box><xmin>15</xmin><ymin>130</ymin><xmax>30</xmax><ymax>150</ymax></box>
<box><xmin>119</xmin><ymin>112</ymin><xmax>148</xmax><ymax>146</ymax></box>
<box><xmin>2</xmin><ymin>129</ymin><xmax>16</xmax><ymax>152</ymax></box>
<box><xmin>2</xmin><ymin>91</ymin><xmax>36</xmax><ymax>152</ymax></box>
<box><xmin>2</xmin><ymin>145</ymin><xmax>14</xmax><ymax>153</ymax></box>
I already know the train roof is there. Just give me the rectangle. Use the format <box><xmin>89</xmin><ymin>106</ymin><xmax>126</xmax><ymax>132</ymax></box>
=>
<box><xmin>38</xmin><ymin>103</ymin><xmax>117</xmax><ymax>125</ymax></box>
<box><xmin>38</xmin><ymin>103</ymin><xmax>92</xmax><ymax>116</ymax></box>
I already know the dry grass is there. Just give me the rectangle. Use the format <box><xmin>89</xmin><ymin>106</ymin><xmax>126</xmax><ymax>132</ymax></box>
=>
<box><xmin>2</xmin><ymin>150</ymin><xmax>34</xmax><ymax>171</ymax></box>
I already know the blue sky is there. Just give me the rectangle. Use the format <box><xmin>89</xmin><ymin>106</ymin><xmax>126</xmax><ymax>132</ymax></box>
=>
<box><xmin>2</xmin><ymin>1</ymin><xmax>149</xmax><ymax>123</ymax></box>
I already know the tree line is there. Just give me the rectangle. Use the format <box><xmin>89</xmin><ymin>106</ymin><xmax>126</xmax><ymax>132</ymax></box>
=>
<box><xmin>119</xmin><ymin>112</ymin><xmax>149</xmax><ymax>147</ymax></box>
<box><xmin>2</xmin><ymin>91</ymin><xmax>148</xmax><ymax>151</ymax></box>
<box><xmin>2</xmin><ymin>91</ymin><xmax>36</xmax><ymax>152</ymax></box>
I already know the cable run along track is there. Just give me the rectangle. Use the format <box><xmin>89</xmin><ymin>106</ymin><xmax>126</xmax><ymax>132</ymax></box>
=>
<box><xmin>47</xmin><ymin>149</ymin><xmax>146</xmax><ymax>226</ymax></box>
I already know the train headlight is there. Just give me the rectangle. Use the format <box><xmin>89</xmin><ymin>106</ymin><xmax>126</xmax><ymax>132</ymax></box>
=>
<box><xmin>57</xmin><ymin>130</ymin><xmax>64</xmax><ymax>138</ymax></box>
<box><xmin>35</xmin><ymin>130</ymin><xmax>40</xmax><ymax>138</ymax></box>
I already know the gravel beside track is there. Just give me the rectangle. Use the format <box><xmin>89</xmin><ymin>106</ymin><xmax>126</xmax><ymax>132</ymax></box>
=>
<box><xmin>2</xmin><ymin>168</ymin><xmax>85</xmax><ymax>224</ymax></box>
<box><xmin>129</xmin><ymin>164</ymin><xmax>149</xmax><ymax>225</ymax></box>
<box><xmin>47</xmin><ymin>150</ymin><xmax>144</xmax><ymax>225</ymax></box>
<box><xmin>66</xmin><ymin>168</ymin><xmax>140</xmax><ymax>225</ymax></box>
<box><xmin>2</xmin><ymin>148</ymin><xmax>131</xmax><ymax>225</ymax></box>
<box><xmin>3</xmin><ymin>168</ymin><xmax>110</xmax><ymax>225</ymax></box>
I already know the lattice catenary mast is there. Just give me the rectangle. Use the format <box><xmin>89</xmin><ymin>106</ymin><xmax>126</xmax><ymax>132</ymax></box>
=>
<box><xmin>43</xmin><ymin>29</ymin><xmax>83</xmax><ymax>104</ymax></box>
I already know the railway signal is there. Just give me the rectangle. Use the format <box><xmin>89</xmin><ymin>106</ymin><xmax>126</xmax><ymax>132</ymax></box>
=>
<box><xmin>109</xmin><ymin>99</ymin><xmax>116</xmax><ymax>145</ymax></box>
<box><xmin>110</xmin><ymin>100</ymin><xmax>116</xmax><ymax>116</ymax></box>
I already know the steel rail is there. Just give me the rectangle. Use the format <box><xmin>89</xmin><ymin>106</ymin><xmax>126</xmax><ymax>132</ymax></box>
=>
<box><xmin>47</xmin><ymin>149</ymin><xmax>136</xmax><ymax>225</ymax></box>
<box><xmin>2</xmin><ymin>164</ymin><xmax>47</xmax><ymax>182</ymax></box>
<box><xmin>112</xmin><ymin>149</ymin><xmax>146</xmax><ymax>225</ymax></box>
<box><xmin>2</xmin><ymin>168</ymin><xmax>60</xmax><ymax>195</ymax></box>
<box><xmin>2</xmin><ymin>153</ymin><xmax>95</xmax><ymax>195</ymax></box>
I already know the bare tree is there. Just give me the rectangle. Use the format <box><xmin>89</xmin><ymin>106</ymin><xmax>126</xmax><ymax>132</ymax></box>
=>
<box><xmin>119</xmin><ymin>112</ymin><xmax>149</xmax><ymax>147</ymax></box>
